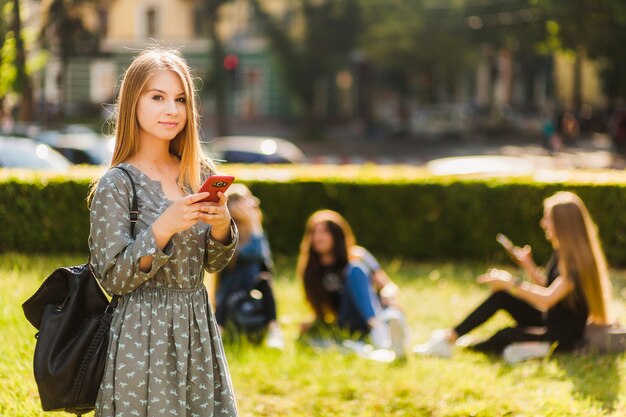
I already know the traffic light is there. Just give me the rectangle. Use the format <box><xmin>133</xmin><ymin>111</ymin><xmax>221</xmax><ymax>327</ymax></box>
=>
<box><xmin>223</xmin><ymin>54</ymin><xmax>239</xmax><ymax>71</ymax></box>
<box><xmin>223</xmin><ymin>54</ymin><xmax>240</xmax><ymax>90</ymax></box>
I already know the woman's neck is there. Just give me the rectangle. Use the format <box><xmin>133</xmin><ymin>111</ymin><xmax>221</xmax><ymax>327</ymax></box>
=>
<box><xmin>127</xmin><ymin>141</ymin><xmax>178</xmax><ymax>180</ymax></box>
<box><xmin>319</xmin><ymin>252</ymin><xmax>336</xmax><ymax>267</ymax></box>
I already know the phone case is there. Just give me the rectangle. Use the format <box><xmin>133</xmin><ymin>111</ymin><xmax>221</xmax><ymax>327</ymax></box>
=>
<box><xmin>198</xmin><ymin>175</ymin><xmax>234</xmax><ymax>203</ymax></box>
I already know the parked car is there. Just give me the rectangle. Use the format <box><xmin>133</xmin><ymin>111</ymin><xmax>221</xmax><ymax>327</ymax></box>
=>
<box><xmin>35</xmin><ymin>130</ymin><xmax>114</xmax><ymax>165</ymax></box>
<box><xmin>204</xmin><ymin>136</ymin><xmax>305</xmax><ymax>164</ymax></box>
<box><xmin>410</xmin><ymin>104</ymin><xmax>471</xmax><ymax>139</ymax></box>
<box><xmin>0</xmin><ymin>121</ymin><xmax>42</xmax><ymax>138</ymax></box>
<box><xmin>0</xmin><ymin>136</ymin><xmax>72</xmax><ymax>171</ymax></box>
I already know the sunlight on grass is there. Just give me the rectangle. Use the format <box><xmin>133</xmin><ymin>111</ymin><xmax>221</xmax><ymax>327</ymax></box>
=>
<box><xmin>2</xmin><ymin>254</ymin><xmax>626</xmax><ymax>416</ymax></box>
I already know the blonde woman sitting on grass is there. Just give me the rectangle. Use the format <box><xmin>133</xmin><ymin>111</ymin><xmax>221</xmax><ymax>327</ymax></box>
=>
<box><xmin>414</xmin><ymin>191</ymin><xmax>613</xmax><ymax>363</ymax></box>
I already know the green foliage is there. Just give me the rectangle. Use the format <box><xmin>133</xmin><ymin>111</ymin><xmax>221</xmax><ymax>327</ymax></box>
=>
<box><xmin>248</xmin><ymin>177</ymin><xmax>626</xmax><ymax>267</ymax></box>
<box><xmin>0</xmin><ymin>31</ymin><xmax>17</xmax><ymax>97</ymax></box>
<box><xmin>250</xmin><ymin>0</ymin><xmax>361</xmax><ymax>133</ymax></box>
<box><xmin>2</xmin><ymin>254</ymin><xmax>626</xmax><ymax>416</ymax></box>
<box><xmin>4</xmin><ymin>167</ymin><xmax>626</xmax><ymax>268</ymax></box>
<box><xmin>0</xmin><ymin>173</ymin><xmax>91</xmax><ymax>253</ymax></box>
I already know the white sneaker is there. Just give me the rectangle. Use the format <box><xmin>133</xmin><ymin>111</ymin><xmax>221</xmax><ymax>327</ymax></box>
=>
<box><xmin>413</xmin><ymin>336</ymin><xmax>453</xmax><ymax>358</ymax></box>
<box><xmin>369</xmin><ymin>322</ymin><xmax>391</xmax><ymax>350</ymax></box>
<box><xmin>342</xmin><ymin>340</ymin><xmax>373</xmax><ymax>357</ymax></box>
<box><xmin>388</xmin><ymin>316</ymin><xmax>407</xmax><ymax>359</ymax></box>
<box><xmin>455</xmin><ymin>334</ymin><xmax>474</xmax><ymax>347</ymax></box>
<box><xmin>503</xmin><ymin>341</ymin><xmax>551</xmax><ymax>364</ymax></box>
<box><xmin>265</xmin><ymin>325</ymin><xmax>285</xmax><ymax>350</ymax></box>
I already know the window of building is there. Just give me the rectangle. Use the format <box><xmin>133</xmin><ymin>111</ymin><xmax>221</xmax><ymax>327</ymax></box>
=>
<box><xmin>146</xmin><ymin>7</ymin><xmax>157</xmax><ymax>38</ymax></box>
<box><xmin>99</xmin><ymin>9</ymin><xmax>108</xmax><ymax>37</ymax></box>
<box><xmin>193</xmin><ymin>6</ymin><xmax>209</xmax><ymax>36</ymax></box>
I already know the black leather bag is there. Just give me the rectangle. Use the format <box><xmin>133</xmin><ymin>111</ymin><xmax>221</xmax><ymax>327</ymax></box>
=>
<box><xmin>226</xmin><ymin>273</ymin><xmax>273</xmax><ymax>334</ymax></box>
<box><xmin>21</xmin><ymin>166</ymin><xmax>137</xmax><ymax>415</ymax></box>
<box><xmin>228</xmin><ymin>289</ymin><xmax>269</xmax><ymax>333</ymax></box>
<box><xmin>22</xmin><ymin>264</ymin><xmax>117</xmax><ymax>414</ymax></box>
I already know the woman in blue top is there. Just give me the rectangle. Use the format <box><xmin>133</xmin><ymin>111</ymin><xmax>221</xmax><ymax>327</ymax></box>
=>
<box><xmin>297</xmin><ymin>210</ymin><xmax>407</xmax><ymax>358</ymax></box>
<box><xmin>214</xmin><ymin>184</ymin><xmax>284</xmax><ymax>348</ymax></box>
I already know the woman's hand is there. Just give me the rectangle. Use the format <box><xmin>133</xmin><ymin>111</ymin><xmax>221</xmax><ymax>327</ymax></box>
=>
<box><xmin>199</xmin><ymin>191</ymin><xmax>232</xmax><ymax>243</ymax></box>
<box><xmin>153</xmin><ymin>192</ymin><xmax>213</xmax><ymax>238</ymax></box>
<box><xmin>476</xmin><ymin>268</ymin><xmax>514</xmax><ymax>292</ymax></box>
<box><xmin>512</xmin><ymin>244</ymin><xmax>534</xmax><ymax>268</ymax></box>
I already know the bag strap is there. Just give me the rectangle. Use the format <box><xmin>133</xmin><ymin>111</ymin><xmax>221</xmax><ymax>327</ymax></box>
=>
<box><xmin>106</xmin><ymin>166</ymin><xmax>139</xmax><ymax>311</ymax></box>
<box><xmin>68</xmin><ymin>167</ymin><xmax>139</xmax><ymax>414</ymax></box>
<box><xmin>112</xmin><ymin>166</ymin><xmax>138</xmax><ymax>235</ymax></box>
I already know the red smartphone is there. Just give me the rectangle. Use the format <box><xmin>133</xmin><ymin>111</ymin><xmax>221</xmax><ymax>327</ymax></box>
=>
<box><xmin>198</xmin><ymin>175</ymin><xmax>235</xmax><ymax>203</ymax></box>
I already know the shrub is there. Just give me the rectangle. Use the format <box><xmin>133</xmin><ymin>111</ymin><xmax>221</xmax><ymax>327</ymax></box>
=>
<box><xmin>2</xmin><ymin>166</ymin><xmax>626</xmax><ymax>266</ymax></box>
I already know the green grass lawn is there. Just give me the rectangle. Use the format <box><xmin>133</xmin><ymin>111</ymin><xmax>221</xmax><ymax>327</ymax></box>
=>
<box><xmin>2</xmin><ymin>253</ymin><xmax>626</xmax><ymax>416</ymax></box>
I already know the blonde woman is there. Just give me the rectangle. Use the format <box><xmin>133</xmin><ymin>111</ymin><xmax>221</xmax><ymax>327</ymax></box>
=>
<box><xmin>415</xmin><ymin>191</ymin><xmax>612</xmax><ymax>361</ymax></box>
<box><xmin>89</xmin><ymin>48</ymin><xmax>239</xmax><ymax>416</ymax></box>
<box><xmin>214</xmin><ymin>184</ymin><xmax>284</xmax><ymax>348</ymax></box>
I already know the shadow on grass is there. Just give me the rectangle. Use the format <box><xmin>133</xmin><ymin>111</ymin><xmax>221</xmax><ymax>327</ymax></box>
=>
<box><xmin>486</xmin><ymin>347</ymin><xmax>621</xmax><ymax>412</ymax></box>
<box><xmin>554</xmin><ymin>353</ymin><xmax>622</xmax><ymax>412</ymax></box>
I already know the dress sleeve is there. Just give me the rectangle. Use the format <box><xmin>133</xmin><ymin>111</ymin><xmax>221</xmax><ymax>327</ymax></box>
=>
<box><xmin>89</xmin><ymin>169</ymin><xmax>173</xmax><ymax>295</ymax></box>
<box><xmin>204</xmin><ymin>220</ymin><xmax>239</xmax><ymax>273</ymax></box>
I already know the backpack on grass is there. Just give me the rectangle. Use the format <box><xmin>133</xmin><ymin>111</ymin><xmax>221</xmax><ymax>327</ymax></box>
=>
<box><xmin>583</xmin><ymin>323</ymin><xmax>626</xmax><ymax>354</ymax></box>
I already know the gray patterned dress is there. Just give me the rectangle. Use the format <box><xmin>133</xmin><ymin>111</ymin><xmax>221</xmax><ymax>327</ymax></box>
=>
<box><xmin>89</xmin><ymin>163</ymin><xmax>239</xmax><ymax>417</ymax></box>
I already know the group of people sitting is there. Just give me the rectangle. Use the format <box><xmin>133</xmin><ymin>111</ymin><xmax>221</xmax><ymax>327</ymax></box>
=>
<box><xmin>214</xmin><ymin>186</ymin><xmax>615</xmax><ymax>363</ymax></box>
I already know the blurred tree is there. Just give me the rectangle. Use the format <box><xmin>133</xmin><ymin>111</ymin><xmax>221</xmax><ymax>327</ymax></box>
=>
<box><xmin>249</xmin><ymin>0</ymin><xmax>360</xmax><ymax>138</ymax></box>
<box><xmin>539</xmin><ymin>1</ymin><xmax>626</xmax><ymax>110</ymax></box>
<box><xmin>204</xmin><ymin>0</ymin><xmax>233</xmax><ymax>137</ymax></box>
<box><xmin>544</xmin><ymin>0</ymin><xmax>606</xmax><ymax>113</ymax></box>
<box><xmin>602</xmin><ymin>1</ymin><xmax>626</xmax><ymax>101</ymax></box>
<box><xmin>12</xmin><ymin>0</ymin><xmax>34</xmax><ymax>120</ymax></box>
<box><xmin>359</xmin><ymin>0</ymin><xmax>477</xmax><ymax>132</ymax></box>
<box><xmin>462</xmin><ymin>0</ymin><xmax>548</xmax><ymax>107</ymax></box>
<box><xmin>1</xmin><ymin>0</ymin><xmax>34</xmax><ymax>121</ymax></box>
<box><xmin>40</xmin><ymin>0</ymin><xmax>100</xmax><ymax>119</ymax></box>
<box><xmin>0</xmin><ymin>0</ymin><xmax>10</xmax><ymax>112</ymax></box>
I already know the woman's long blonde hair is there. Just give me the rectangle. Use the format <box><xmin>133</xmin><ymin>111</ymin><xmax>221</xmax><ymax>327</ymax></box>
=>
<box><xmin>546</xmin><ymin>191</ymin><xmax>612</xmax><ymax>324</ymax></box>
<box><xmin>90</xmin><ymin>47</ymin><xmax>212</xmax><ymax>200</ymax></box>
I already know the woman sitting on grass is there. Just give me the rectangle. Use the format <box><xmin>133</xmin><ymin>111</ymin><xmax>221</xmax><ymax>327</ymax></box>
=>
<box><xmin>214</xmin><ymin>184</ymin><xmax>284</xmax><ymax>349</ymax></box>
<box><xmin>414</xmin><ymin>191</ymin><xmax>613</xmax><ymax>361</ymax></box>
<box><xmin>297</xmin><ymin>209</ymin><xmax>408</xmax><ymax>359</ymax></box>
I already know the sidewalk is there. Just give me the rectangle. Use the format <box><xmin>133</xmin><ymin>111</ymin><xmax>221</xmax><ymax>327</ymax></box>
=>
<box><xmin>202</xmin><ymin>116</ymin><xmax>625</xmax><ymax>170</ymax></box>
<box><xmin>292</xmin><ymin>133</ymin><xmax>625</xmax><ymax>170</ymax></box>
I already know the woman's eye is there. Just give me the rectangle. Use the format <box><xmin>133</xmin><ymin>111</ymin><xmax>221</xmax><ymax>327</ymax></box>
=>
<box><xmin>176</xmin><ymin>97</ymin><xmax>187</xmax><ymax>103</ymax></box>
<box><xmin>152</xmin><ymin>95</ymin><xmax>164</xmax><ymax>101</ymax></box>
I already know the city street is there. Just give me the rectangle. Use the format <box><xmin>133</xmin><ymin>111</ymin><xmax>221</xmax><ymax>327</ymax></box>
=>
<box><xmin>294</xmin><ymin>133</ymin><xmax>625</xmax><ymax>172</ymax></box>
<box><xmin>204</xmin><ymin>117</ymin><xmax>625</xmax><ymax>172</ymax></box>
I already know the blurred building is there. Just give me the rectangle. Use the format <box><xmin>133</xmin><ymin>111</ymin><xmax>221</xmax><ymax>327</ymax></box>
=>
<box><xmin>38</xmin><ymin>0</ymin><xmax>292</xmax><ymax>121</ymax></box>
<box><xmin>35</xmin><ymin>0</ymin><xmax>607</xmax><ymax>133</ymax></box>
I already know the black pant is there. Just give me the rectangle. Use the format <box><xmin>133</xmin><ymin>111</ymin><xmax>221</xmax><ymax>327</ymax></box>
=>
<box><xmin>454</xmin><ymin>291</ymin><xmax>547</xmax><ymax>353</ymax></box>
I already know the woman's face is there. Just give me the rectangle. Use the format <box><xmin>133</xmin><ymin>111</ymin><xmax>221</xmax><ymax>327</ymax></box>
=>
<box><xmin>229</xmin><ymin>193</ymin><xmax>261</xmax><ymax>222</ymax></box>
<box><xmin>540</xmin><ymin>206</ymin><xmax>556</xmax><ymax>244</ymax></box>
<box><xmin>310</xmin><ymin>222</ymin><xmax>334</xmax><ymax>256</ymax></box>
<box><xmin>136</xmin><ymin>69</ymin><xmax>187</xmax><ymax>143</ymax></box>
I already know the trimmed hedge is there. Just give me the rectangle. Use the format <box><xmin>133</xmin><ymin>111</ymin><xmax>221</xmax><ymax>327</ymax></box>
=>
<box><xmin>249</xmin><ymin>179</ymin><xmax>626</xmax><ymax>267</ymax></box>
<box><xmin>0</xmin><ymin>175</ymin><xmax>91</xmax><ymax>253</ymax></box>
<box><xmin>2</xmin><ymin>168</ymin><xmax>626</xmax><ymax>266</ymax></box>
